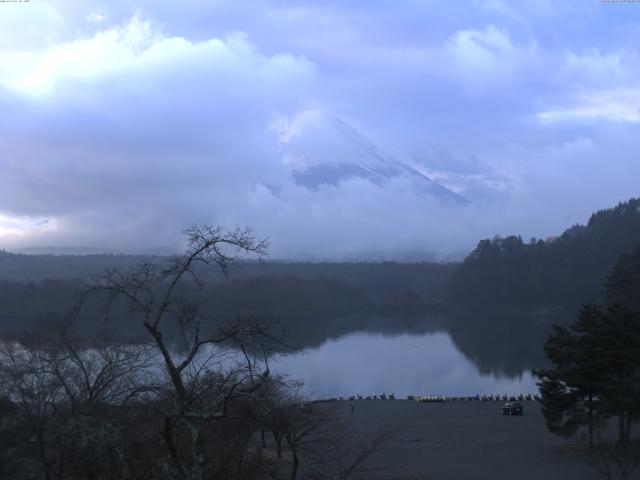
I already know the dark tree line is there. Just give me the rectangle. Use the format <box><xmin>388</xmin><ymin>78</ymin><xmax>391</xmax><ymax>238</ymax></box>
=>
<box><xmin>449</xmin><ymin>198</ymin><xmax>640</xmax><ymax>308</ymax></box>
<box><xmin>0</xmin><ymin>276</ymin><xmax>444</xmax><ymax>347</ymax></box>
<box><xmin>0</xmin><ymin>250</ymin><xmax>454</xmax><ymax>305</ymax></box>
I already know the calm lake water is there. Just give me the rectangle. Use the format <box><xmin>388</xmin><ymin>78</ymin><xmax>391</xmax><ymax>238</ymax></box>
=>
<box><xmin>272</xmin><ymin>331</ymin><xmax>538</xmax><ymax>399</ymax></box>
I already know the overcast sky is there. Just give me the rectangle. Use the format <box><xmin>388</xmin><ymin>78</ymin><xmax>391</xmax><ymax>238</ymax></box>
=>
<box><xmin>1</xmin><ymin>0</ymin><xmax>639</xmax><ymax>258</ymax></box>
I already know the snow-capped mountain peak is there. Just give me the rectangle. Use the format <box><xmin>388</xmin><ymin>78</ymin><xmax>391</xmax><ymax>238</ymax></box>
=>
<box><xmin>276</xmin><ymin>110</ymin><xmax>468</xmax><ymax>205</ymax></box>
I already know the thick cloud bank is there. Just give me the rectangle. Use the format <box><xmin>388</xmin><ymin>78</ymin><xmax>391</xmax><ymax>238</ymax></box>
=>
<box><xmin>0</xmin><ymin>2</ymin><xmax>639</xmax><ymax>258</ymax></box>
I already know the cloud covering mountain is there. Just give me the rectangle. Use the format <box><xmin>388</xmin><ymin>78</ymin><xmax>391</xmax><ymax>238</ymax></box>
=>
<box><xmin>0</xmin><ymin>2</ymin><xmax>639</xmax><ymax>258</ymax></box>
<box><xmin>277</xmin><ymin>111</ymin><xmax>467</xmax><ymax>205</ymax></box>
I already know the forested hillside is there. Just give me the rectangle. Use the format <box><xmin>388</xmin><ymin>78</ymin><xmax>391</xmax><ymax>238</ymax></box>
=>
<box><xmin>0</xmin><ymin>251</ymin><xmax>454</xmax><ymax>303</ymax></box>
<box><xmin>448</xmin><ymin>198</ymin><xmax>640</xmax><ymax>307</ymax></box>
<box><xmin>0</xmin><ymin>251</ymin><xmax>148</xmax><ymax>281</ymax></box>
<box><xmin>0</xmin><ymin>263</ymin><xmax>453</xmax><ymax>337</ymax></box>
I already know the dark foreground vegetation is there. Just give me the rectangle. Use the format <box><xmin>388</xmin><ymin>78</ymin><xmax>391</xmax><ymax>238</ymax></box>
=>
<box><xmin>0</xmin><ymin>226</ymin><xmax>397</xmax><ymax>480</ymax></box>
<box><xmin>0</xmin><ymin>328</ymin><xmax>397</xmax><ymax>480</ymax></box>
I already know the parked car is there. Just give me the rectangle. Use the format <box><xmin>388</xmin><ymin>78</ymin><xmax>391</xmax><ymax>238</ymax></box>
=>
<box><xmin>501</xmin><ymin>402</ymin><xmax>523</xmax><ymax>415</ymax></box>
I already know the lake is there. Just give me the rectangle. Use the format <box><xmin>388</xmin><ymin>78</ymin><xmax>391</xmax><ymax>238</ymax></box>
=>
<box><xmin>273</xmin><ymin>330</ymin><xmax>538</xmax><ymax>399</ymax></box>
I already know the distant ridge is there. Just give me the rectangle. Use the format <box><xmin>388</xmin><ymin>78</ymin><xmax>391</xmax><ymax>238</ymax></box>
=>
<box><xmin>10</xmin><ymin>246</ymin><xmax>178</xmax><ymax>256</ymax></box>
<box><xmin>11</xmin><ymin>246</ymin><xmax>117</xmax><ymax>256</ymax></box>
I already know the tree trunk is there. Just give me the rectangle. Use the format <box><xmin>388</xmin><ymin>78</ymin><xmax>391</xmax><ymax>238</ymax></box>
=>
<box><xmin>273</xmin><ymin>433</ymin><xmax>283</xmax><ymax>459</ymax></box>
<box><xmin>56</xmin><ymin>450</ymin><xmax>65</xmax><ymax>480</ymax></box>
<box><xmin>37</xmin><ymin>432</ymin><xmax>51</xmax><ymax>480</ymax></box>
<box><xmin>188</xmin><ymin>421</ymin><xmax>205</xmax><ymax>480</ymax></box>
<box><xmin>587</xmin><ymin>393</ymin><xmax>594</xmax><ymax>449</ymax></box>
<box><xmin>288</xmin><ymin>441</ymin><xmax>299</xmax><ymax>480</ymax></box>
<box><xmin>615</xmin><ymin>412</ymin><xmax>633</xmax><ymax>446</ymax></box>
<box><xmin>618</xmin><ymin>414</ymin><xmax>626</xmax><ymax>446</ymax></box>
<box><xmin>163</xmin><ymin>416</ymin><xmax>181</xmax><ymax>468</ymax></box>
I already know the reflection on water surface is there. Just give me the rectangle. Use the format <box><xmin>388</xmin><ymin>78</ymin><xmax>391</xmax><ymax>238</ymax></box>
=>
<box><xmin>273</xmin><ymin>331</ymin><xmax>537</xmax><ymax>398</ymax></box>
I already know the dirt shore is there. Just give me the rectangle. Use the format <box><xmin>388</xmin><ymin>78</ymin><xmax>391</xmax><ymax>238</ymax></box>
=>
<box><xmin>324</xmin><ymin>399</ymin><xmax>598</xmax><ymax>480</ymax></box>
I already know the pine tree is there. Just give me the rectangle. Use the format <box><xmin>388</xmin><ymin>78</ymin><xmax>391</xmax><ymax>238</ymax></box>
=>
<box><xmin>536</xmin><ymin>245</ymin><xmax>640</xmax><ymax>448</ymax></box>
<box><xmin>535</xmin><ymin>304</ymin><xmax>607</xmax><ymax>448</ymax></box>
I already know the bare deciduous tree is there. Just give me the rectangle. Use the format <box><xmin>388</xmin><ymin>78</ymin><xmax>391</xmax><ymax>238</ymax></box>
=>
<box><xmin>0</xmin><ymin>338</ymin><xmax>60</xmax><ymax>480</ymax></box>
<box><xmin>45</xmin><ymin>324</ymin><xmax>156</xmax><ymax>416</ymax></box>
<box><xmin>305</xmin><ymin>423</ymin><xmax>399</xmax><ymax>480</ymax></box>
<box><xmin>91</xmin><ymin>225</ymin><xmax>275</xmax><ymax>480</ymax></box>
<box><xmin>583</xmin><ymin>424</ymin><xmax>640</xmax><ymax>480</ymax></box>
<box><xmin>0</xmin><ymin>322</ymin><xmax>158</xmax><ymax>480</ymax></box>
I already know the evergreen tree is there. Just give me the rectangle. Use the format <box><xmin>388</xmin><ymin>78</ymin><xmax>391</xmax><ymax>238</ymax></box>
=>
<box><xmin>535</xmin><ymin>304</ymin><xmax>607</xmax><ymax>448</ymax></box>
<box><xmin>596</xmin><ymin>305</ymin><xmax>640</xmax><ymax>445</ymax></box>
<box><xmin>605</xmin><ymin>245</ymin><xmax>640</xmax><ymax>311</ymax></box>
<box><xmin>449</xmin><ymin>198</ymin><xmax>640</xmax><ymax>308</ymax></box>
<box><xmin>536</xmin><ymin>246</ymin><xmax>640</xmax><ymax>447</ymax></box>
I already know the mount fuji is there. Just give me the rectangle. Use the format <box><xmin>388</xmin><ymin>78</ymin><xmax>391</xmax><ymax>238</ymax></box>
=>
<box><xmin>276</xmin><ymin>111</ymin><xmax>468</xmax><ymax>205</ymax></box>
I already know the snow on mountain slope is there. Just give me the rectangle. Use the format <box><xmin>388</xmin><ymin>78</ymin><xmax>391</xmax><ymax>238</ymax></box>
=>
<box><xmin>276</xmin><ymin>111</ymin><xmax>468</xmax><ymax>205</ymax></box>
